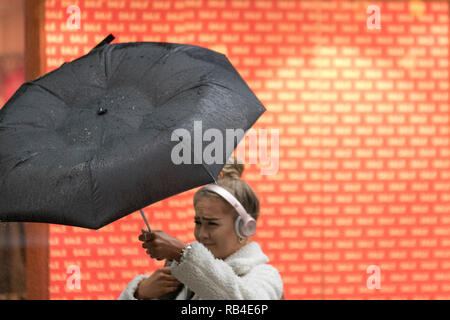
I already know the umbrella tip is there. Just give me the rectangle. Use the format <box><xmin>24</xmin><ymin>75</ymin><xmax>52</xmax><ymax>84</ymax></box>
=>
<box><xmin>91</xmin><ymin>34</ymin><xmax>116</xmax><ymax>51</ymax></box>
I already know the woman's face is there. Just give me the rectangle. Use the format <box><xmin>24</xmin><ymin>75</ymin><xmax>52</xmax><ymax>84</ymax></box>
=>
<box><xmin>194</xmin><ymin>196</ymin><xmax>245</xmax><ymax>260</ymax></box>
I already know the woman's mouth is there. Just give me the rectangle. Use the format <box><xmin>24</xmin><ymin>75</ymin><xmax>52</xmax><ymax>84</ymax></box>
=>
<box><xmin>202</xmin><ymin>243</ymin><xmax>214</xmax><ymax>246</ymax></box>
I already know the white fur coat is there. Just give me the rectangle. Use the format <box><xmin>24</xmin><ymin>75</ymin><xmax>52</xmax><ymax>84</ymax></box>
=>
<box><xmin>118</xmin><ymin>241</ymin><xmax>283</xmax><ymax>300</ymax></box>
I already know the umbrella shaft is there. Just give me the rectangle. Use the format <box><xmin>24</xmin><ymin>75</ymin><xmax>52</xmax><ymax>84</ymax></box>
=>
<box><xmin>139</xmin><ymin>209</ymin><xmax>151</xmax><ymax>232</ymax></box>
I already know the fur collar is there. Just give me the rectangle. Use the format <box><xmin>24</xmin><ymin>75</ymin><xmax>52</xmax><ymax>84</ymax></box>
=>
<box><xmin>223</xmin><ymin>241</ymin><xmax>269</xmax><ymax>276</ymax></box>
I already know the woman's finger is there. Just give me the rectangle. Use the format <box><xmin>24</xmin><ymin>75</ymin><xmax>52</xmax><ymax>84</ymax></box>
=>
<box><xmin>161</xmin><ymin>280</ymin><xmax>181</xmax><ymax>287</ymax></box>
<box><xmin>159</xmin><ymin>267</ymin><xmax>172</xmax><ymax>274</ymax></box>
<box><xmin>157</xmin><ymin>271</ymin><xmax>176</xmax><ymax>280</ymax></box>
<box><xmin>139</xmin><ymin>229</ymin><xmax>149</xmax><ymax>240</ymax></box>
<box><xmin>139</xmin><ymin>231</ymin><xmax>155</xmax><ymax>242</ymax></box>
<box><xmin>160</xmin><ymin>275</ymin><xmax>179</xmax><ymax>284</ymax></box>
<box><xmin>142</xmin><ymin>241</ymin><xmax>152</xmax><ymax>249</ymax></box>
<box><xmin>163</xmin><ymin>285</ymin><xmax>182</xmax><ymax>294</ymax></box>
<box><xmin>160</xmin><ymin>273</ymin><xmax>178</xmax><ymax>280</ymax></box>
<box><xmin>145</xmin><ymin>242</ymin><xmax>157</xmax><ymax>251</ymax></box>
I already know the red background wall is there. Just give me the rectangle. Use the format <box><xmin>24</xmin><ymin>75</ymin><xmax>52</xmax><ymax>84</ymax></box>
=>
<box><xmin>43</xmin><ymin>0</ymin><xmax>450</xmax><ymax>299</ymax></box>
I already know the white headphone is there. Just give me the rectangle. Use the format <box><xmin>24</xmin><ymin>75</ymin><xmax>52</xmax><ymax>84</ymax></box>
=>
<box><xmin>202</xmin><ymin>184</ymin><xmax>256</xmax><ymax>238</ymax></box>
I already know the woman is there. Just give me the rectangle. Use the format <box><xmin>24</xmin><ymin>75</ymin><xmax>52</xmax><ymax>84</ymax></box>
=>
<box><xmin>118</xmin><ymin>158</ymin><xmax>283</xmax><ymax>300</ymax></box>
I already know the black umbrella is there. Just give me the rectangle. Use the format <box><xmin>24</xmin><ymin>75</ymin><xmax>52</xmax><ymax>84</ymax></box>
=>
<box><xmin>0</xmin><ymin>35</ymin><xmax>265</xmax><ymax>229</ymax></box>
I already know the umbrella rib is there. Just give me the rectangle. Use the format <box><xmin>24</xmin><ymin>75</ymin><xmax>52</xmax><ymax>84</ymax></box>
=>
<box><xmin>117</xmin><ymin>45</ymin><xmax>186</xmax><ymax>87</ymax></box>
<box><xmin>87</xmin><ymin>157</ymin><xmax>102</xmax><ymax>229</ymax></box>
<box><xmin>202</xmin><ymin>162</ymin><xmax>218</xmax><ymax>184</ymax></box>
<box><xmin>32</xmin><ymin>83</ymin><xmax>71</xmax><ymax>110</ymax></box>
<box><xmin>157</xmin><ymin>81</ymin><xmax>231</xmax><ymax>110</ymax></box>
<box><xmin>200</xmin><ymin>161</ymin><xmax>218</xmax><ymax>184</ymax></box>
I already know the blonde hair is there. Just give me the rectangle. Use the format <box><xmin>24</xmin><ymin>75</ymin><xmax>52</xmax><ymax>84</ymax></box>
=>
<box><xmin>193</xmin><ymin>157</ymin><xmax>260</xmax><ymax>220</ymax></box>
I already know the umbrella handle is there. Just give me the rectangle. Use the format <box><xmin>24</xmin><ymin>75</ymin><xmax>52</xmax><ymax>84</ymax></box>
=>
<box><xmin>139</xmin><ymin>210</ymin><xmax>173</xmax><ymax>267</ymax></box>
<box><xmin>139</xmin><ymin>209</ymin><xmax>151</xmax><ymax>232</ymax></box>
<box><xmin>139</xmin><ymin>210</ymin><xmax>173</xmax><ymax>270</ymax></box>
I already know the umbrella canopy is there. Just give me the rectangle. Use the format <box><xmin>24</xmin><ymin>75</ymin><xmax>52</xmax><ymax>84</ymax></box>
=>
<box><xmin>0</xmin><ymin>36</ymin><xmax>265</xmax><ymax>229</ymax></box>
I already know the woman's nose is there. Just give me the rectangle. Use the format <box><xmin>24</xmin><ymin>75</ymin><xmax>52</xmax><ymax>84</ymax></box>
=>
<box><xmin>196</xmin><ymin>225</ymin><xmax>210</xmax><ymax>241</ymax></box>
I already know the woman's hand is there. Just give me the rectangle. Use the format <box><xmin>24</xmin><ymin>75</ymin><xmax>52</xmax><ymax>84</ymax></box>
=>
<box><xmin>135</xmin><ymin>267</ymin><xmax>181</xmax><ymax>299</ymax></box>
<box><xmin>139</xmin><ymin>229</ymin><xmax>186</xmax><ymax>261</ymax></box>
